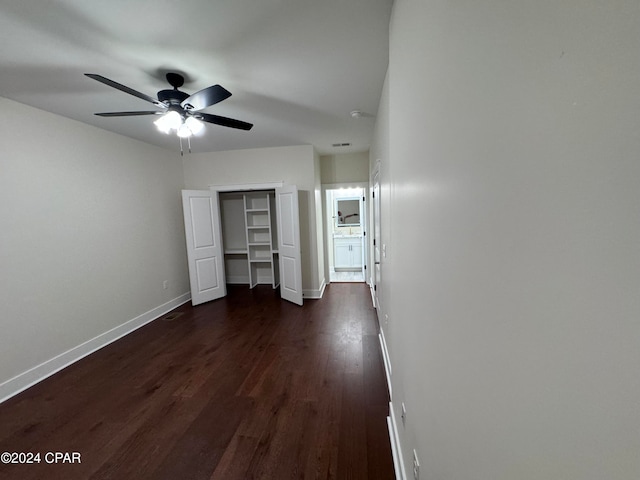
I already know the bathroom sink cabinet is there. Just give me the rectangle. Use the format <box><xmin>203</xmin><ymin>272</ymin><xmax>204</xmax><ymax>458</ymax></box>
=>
<box><xmin>334</xmin><ymin>236</ymin><xmax>363</xmax><ymax>270</ymax></box>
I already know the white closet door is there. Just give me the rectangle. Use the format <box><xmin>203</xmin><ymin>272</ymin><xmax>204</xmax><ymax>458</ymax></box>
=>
<box><xmin>182</xmin><ymin>190</ymin><xmax>227</xmax><ymax>306</ymax></box>
<box><xmin>275</xmin><ymin>185</ymin><xmax>303</xmax><ymax>306</ymax></box>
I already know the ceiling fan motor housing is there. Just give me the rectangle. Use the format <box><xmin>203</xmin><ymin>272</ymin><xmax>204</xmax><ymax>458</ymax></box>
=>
<box><xmin>157</xmin><ymin>89</ymin><xmax>189</xmax><ymax>106</ymax></box>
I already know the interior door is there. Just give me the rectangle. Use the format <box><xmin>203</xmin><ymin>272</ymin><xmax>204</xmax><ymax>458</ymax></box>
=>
<box><xmin>358</xmin><ymin>192</ymin><xmax>366</xmax><ymax>280</ymax></box>
<box><xmin>372</xmin><ymin>173</ymin><xmax>381</xmax><ymax>310</ymax></box>
<box><xmin>275</xmin><ymin>185</ymin><xmax>303</xmax><ymax>306</ymax></box>
<box><xmin>182</xmin><ymin>190</ymin><xmax>227</xmax><ymax>306</ymax></box>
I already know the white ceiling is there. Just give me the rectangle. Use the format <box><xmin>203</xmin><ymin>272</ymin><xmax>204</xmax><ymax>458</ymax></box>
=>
<box><xmin>0</xmin><ymin>0</ymin><xmax>392</xmax><ymax>155</ymax></box>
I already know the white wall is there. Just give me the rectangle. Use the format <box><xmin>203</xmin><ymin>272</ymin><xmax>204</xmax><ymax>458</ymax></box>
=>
<box><xmin>182</xmin><ymin>145</ymin><xmax>325</xmax><ymax>297</ymax></box>
<box><xmin>379</xmin><ymin>0</ymin><xmax>640</xmax><ymax>479</ymax></box>
<box><xmin>320</xmin><ymin>151</ymin><xmax>370</xmax><ymax>184</ymax></box>
<box><xmin>0</xmin><ymin>97</ymin><xmax>189</xmax><ymax>400</ymax></box>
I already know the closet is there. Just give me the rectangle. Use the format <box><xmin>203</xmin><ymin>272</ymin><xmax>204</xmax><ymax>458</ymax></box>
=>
<box><xmin>219</xmin><ymin>191</ymin><xmax>280</xmax><ymax>288</ymax></box>
<box><xmin>182</xmin><ymin>184</ymin><xmax>302</xmax><ymax>307</ymax></box>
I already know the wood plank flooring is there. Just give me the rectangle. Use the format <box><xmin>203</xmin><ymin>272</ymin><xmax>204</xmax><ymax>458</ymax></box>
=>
<box><xmin>0</xmin><ymin>284</ymin><xmax>393</xmax><ymax>480</ymax></box>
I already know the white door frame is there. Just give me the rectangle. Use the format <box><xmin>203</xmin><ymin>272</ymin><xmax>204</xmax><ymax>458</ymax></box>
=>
<box><xmin>321</xmin><ymin>182</ymin><xmax>369</xmax><ymax>284</ymax></box>
<box><xmin>209</xmin><ymin>182</ymin><xmax>284</xmax><ymax>192</ymax></box>
<box><xmin>183</xmin><ymin>182</ymin><xmax>305</xmax><ymax>306</ymax></box>
<box><xmin>209</xmin><ymin>182</ymin><xmax>303</xmax><ymax>306</ymax></box>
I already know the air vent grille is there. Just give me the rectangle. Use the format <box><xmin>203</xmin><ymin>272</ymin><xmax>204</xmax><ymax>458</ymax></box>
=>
<box><xmin>162</xmin><ymin>312</ymin><xmax>184</xmax><ymax>321</ymax></box>
<box><xmin>332</xmin><ymin>142</ymin><xmax>351</xmax><ymax>147</ymax></box>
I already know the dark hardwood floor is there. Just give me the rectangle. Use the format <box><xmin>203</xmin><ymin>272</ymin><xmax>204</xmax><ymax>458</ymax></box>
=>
<box><xmin>0</xmin><ymin>284</ymin><xmax>393</xmax><ymax>480</ymax></box>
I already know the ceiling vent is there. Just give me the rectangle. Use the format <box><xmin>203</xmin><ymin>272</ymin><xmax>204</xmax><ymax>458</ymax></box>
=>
<box><xmin>332</xmin><ymin>142</ymin><xmax>351</xmax><ymax>147</ymax></box>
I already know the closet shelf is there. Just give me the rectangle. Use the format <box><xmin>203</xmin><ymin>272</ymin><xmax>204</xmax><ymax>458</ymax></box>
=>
<box><xmin>245</xmin><ymin>208</ymin><xmax>269</xmax><ymax>213</ymax></box>
<box><xmin>225</xmin><ymin>248</ymin><xmax>248</xmax><ymax>255</ymax></box>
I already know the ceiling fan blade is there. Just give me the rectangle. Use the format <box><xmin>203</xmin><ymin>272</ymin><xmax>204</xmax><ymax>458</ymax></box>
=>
<box><xmin>85</xmin><ymin>74</ymin><xmax>164</xmax><ymax>107</ymax></box>
<box><xmin>181</xmin><ymin>85</ymin><xmax>232</xmax><ymax>111</ymax></box>
<box><xmin>197</xmin><ymin>113</ymin><xmax>253</xmax><ymax>131</ymax></box>
<box><xmin>94</xmin><ymin>111</ymin><xmax>163</xmax><ymax>117</ymax></box>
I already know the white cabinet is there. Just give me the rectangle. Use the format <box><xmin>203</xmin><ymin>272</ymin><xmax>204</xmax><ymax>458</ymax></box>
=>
<box><xmin>351</xmin><ymin>242</ymin><xmax>362</xmax><ymax>268</ymax></box>
<box><xmin>333</xmin><ymin>236</ymin><xmax>363</xmax><ymax>270</ymax></box>
<box><xmin>334</xmin><ymin>241</ymin><xmax>351</xmax><ymax>269</ymax></box>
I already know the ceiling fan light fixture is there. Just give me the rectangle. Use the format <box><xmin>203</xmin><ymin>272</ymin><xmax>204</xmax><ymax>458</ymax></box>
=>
<box><xmin>185</xmin><ymin>116</ymin><xmax>204</xmax><ymax>135</ymax></box>
<box><xmin>154</xmin><ymin>121</ymin><xmax>171</xmax><ymax>135</ymax></box>
<box><xmin>86</xmin><ymin>72</ymin><xmax>254</xmax><ymax>145</ymax></box>
<box><xmin>177</xmin><ymin>123</ymin><xmax>193</xmax><ymax>138</ymax></box>
<box><xmin>165</xmin><ymin>110</ymin><xmax>183</xmax><ymax>130</ymax></box>
<box><xmin>154</xmin><ymin>110</ymin><xmax>183</xmax><ymax>133</ymax></box>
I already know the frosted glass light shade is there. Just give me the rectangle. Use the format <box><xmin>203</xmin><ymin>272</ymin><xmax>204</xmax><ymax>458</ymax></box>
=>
<box><xmin>185</xmin><ymin>116</ymin><xmax>204</xmax><ymax>135</ymax></box>
<box><xmin>177</xmin><ymin>123</ymin><xmax>192</xmax><ymax>138</ymax></box>
<box><xmin>154</xmin><ymin>110</ymin><xmax>182</xmax><ymax>133</ymax></box>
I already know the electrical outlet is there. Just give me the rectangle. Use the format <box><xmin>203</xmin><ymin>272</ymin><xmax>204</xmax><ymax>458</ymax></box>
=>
<box><xmin>413</xmin><ymin>449</ymin><xmax>420</xmax><ymax>480</ymax></box>
<box><xmin>162</xmin><ymin>280</ymin><xmax>169</xmax><ymax>290</ymax></box>
<box><xmin>401</xmin><ymin>402</ymin><xmax>407</xmax><ymax>426</ymax></box>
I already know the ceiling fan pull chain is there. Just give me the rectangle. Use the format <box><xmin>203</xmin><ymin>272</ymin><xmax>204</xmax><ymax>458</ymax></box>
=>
<box><xmin>188</xmin><ymin>136</ymin><xmax>192</xmax><ymax>154</ymax></box>
<box><xmin>179</xmin><ymin>137</ymin><xmax>184</xmax><ymax>156</ymax></box>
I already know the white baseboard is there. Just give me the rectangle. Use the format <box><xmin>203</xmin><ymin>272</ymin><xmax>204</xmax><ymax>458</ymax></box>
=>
<box><xmin>370</xmin><ymin>280</ymin><xmax>376</xmax><ymax>308</ymax></box>
<box><xmin>379</xmin><ymin>329</ymin><xmax>392</xmax><ymax>399</ymax></box>
<box><xmin>0</xmin><ymin>292</ymin><xmax>191</xmax><ymax>404</ymax></box>
<box><xmin>388</xmin><ymin>401</ymin><xmax>407</xmax><ymax>480</ymax></box>
<box><xmin>303</xmin><ymin>278</ymin><xmax>326</xmax><ymax>299</ymax></box>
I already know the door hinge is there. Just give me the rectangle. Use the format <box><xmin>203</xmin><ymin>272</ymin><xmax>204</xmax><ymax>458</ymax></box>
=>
<box><xmin>373</xmin><ymin>239</ymin><xmax>376</xmax><ymax>246</ymax></box>
<box><xmin>374</xmin><ymin>285</ymin><xmax>377</xmax><ymax>291</ymax></box>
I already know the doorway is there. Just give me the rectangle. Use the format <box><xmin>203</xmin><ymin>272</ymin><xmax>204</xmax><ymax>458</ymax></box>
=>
<box><xmin>325</xmin><ymin>187</ymin><xmax>366</xmax><ymax>283</ymax></box>
<box><xmin>182</xmin><ymin>183</ymin><xmax>303</xmax><ymax>306</ymax></box>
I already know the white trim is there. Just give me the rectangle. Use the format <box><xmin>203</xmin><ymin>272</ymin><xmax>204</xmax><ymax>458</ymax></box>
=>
<box><xmin>0</xmin><ymin>292</ymin><xmax>191</xmax><ymax>404</ymax></box>
<box><xmin>388</xmin><ymin>401</ymin><xmax>407</xmax><ymax>480</ymax></box>
<box><xmin>370</xmin><ymin>279</ymin><xmax>376</xmax><ymax>308</ymax></box>
<box><xmin>303</xmin><ymin>278</ymin><xmax>326</xmax><ymax>299</ymax></box>
<box><xmin>209</xmin><ymin>182</ymin><xmax>283</xmax><ymax>192</ymax></box>
<box><xmin>321</xmin><ymin>181</ymin><xmax>369</xmax><ymax>190</ymax></box>
<box><xmin>322</xmin><ymin>183</ymin><xmax>369</xmax><ymax>288</ymax></box>
<box><xmin>379</xmin><ymin>329</ymin><xmax>392</xmax><ymax>398</ymax></box>
<box><xmin>371</xmin><ymin>159</ymin><xmax>381</xmax><ymax>183</ymax></box>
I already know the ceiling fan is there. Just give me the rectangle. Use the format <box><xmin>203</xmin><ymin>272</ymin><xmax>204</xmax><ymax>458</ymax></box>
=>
<box><xmin>84</xmin><ymin>72</ymin><xmax>253</xmax><ymax>139</ymax></box>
